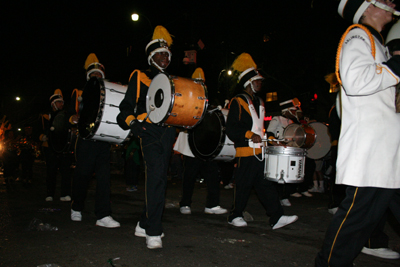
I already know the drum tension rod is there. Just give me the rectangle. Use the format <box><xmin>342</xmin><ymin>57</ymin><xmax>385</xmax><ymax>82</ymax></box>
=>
<box><xmin>108</xmin><ymin>89</ymin><xmax>125</xmax><ymax>94</ymax></box>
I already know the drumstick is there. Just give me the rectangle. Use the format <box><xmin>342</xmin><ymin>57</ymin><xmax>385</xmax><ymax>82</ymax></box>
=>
<box><xmin>142</xmin><ymin>105</ymin><xmax>155</xmax><ymax>122</ymax></box>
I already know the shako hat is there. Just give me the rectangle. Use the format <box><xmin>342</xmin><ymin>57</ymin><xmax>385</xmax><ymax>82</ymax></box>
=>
<box><xmin>50</xmin><ymin>89</ymin><xmax>64</xmax><ymax>106</ymax></box>
<box><xmin>84</xmin><ymin>53</ymin><xmax>105</xmax><ymax>80</ymax></box>
<box><xmin>191</xmin><ymin>67</ymin><xmax>205</xmax><ymax>81</ymax></box>
<box><xmin>279</xmin><ymin>98</ymin><xmax>301</xmax><ymax>112</ymax></box>
<box><xmin>231</xmin><ymin>53</ymin><xmax>264</xmax><ymax>88</ymax></box>
<box><xmin>338</xmin><ymin>0</ymin><xmax>373</xmax><ymax>24</ymax></box>
<box><xmin>145</xmin><ymin>25</ymin><xmax>173</xmax><ymax>66</ymax></box>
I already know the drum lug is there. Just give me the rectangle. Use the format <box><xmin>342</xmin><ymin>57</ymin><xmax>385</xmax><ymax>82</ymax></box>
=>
<box><xmin>198</xmin><ymin>96</ymin><xmax>206</xmax><ymax>100</ymax></box>
<box><xmin>193</xmin><ymin>116</ymin><xmax>201</xmax><ymax>120</ymax></box>
<box><xmin>169</xmin><ymin>113</ymin><xmax>177</xmax><ymax>117</ymax></box>
<box><xmin>174</xmin><ymin>93</ymin><xmax>182</xmax><ymax>97</ymax></box>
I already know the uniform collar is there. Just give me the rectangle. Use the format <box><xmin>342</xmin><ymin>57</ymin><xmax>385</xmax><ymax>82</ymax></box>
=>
<box><xmin>363</xmin><ymin>24</ymin><xmax>384</xmax><ymax>44</ymax></box>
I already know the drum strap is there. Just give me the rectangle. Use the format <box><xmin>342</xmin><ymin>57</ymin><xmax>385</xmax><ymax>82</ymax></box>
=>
<box><xmin>128</xmin><ymin>70</ymin><xmax>152</xmax><ymax>106</ymax></box>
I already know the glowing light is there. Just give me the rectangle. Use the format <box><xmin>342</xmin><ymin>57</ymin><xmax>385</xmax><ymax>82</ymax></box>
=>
<box><xmin>16</xmin><ymin>97</ymin><xmax>20</xmax><ymax>101</ymax></box>
<box><xmin>131</xmin><ymin>13</ymin><xmax>139</xmax><ymax>21</ymax></box>
<box><xmin>264</xmin><ymin>116</ymin><xmax>272</xmax><ymax>121</ymax></box>
<box><xmin>227</xmin><ymin>70</ymin><xmax>232</xmax><ymax>75</ymax></box>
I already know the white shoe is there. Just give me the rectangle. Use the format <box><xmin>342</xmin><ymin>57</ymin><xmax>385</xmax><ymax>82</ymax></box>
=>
<box><xmin>280</xmin><ymin>199</ymin><xmax>292</xmax><ymax>207</ymax></box>
<box><xmin>272</xmin><ymin>215</ymin><xmax>298</xmax><ymax>230</ymax></box>
<box><xmin>146</xmin><ymin>235</ymin><xmax>162</xmax><ymax>249</ymax></box>
<box><xmin>301</xmin><ymin>191</ymin><xmax>313</xmax><ymax>197</ymax></box>
<box><xmin>135</xmin><ymin>222</ymin><xmax>164</xmax><ymax>238</ymax></box>
<box><xmin>308</xmin><ymin>186</ymin><xmax>319</xmax><ymax>193</ymax></box>
<box><xmin>328</xmin><ymin>207</ymin><xmax>338</xmax><ymax>215</ymax></box>
<box><xmin>71</xmin><ymin>209</ymin><xmax>82</xmax><ymax>221</ymax></box>
<box><xmin>290</xmin><ymin>192</ymin><xmax>302</xmax><ymax>198</ymax></box>
<box><xmin>361</xmin><ymin>247</ymin><xmax>400</xmax><ymax>259</ymax></box>
<box><xmin>224</xmin><ymin>183</ymin><xmax>234</xmax><ymax>189</ymax></box>
<box><xmin>318</xmin><ymin>187</ymin><xmax>325</xmax><ymax>193</ymax></box>
<box><xmin>60</xmin><ymin>195</ymin><xmax>71</xmax><ymax>201</ymax></box>
<box><xmin>45</xmin><ymin>196</ymin><xmax>53</xmax><ymax>202</ymax></box>
<box><xmin>180</xmin><ymin>206</ymin><xmax>191</xmax><ymax>214</ymax></box>
<box><xmin>204</xmin><ymin>206</ymin><xmax>228</xmax><ymax>214</ymax></box>
<box><xmin>95</xmin><ymin>216</ymin><xmax>120</xmax><ymax>228</ymax></box>
<box><xmin>228</xmin><ymin>217</ymin><xmax>248</xmax><ymax>227</ymax></box>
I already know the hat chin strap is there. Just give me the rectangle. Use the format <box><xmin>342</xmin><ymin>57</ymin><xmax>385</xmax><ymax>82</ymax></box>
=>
<box><xmin>369</xmin><ymin>0</ymin><xmax>400</xmax><ymax>16</ymax></box>
<box><xmin>150</xmin><ymin>58</ymin><xmax>168</xmax><ymax>72</ymax></box>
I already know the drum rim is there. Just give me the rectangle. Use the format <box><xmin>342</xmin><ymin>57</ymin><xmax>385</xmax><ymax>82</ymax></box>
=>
<box><xmin>188</xmin><ymin>108</ymin><xmax>225</xmax><ymax>160</ymax></box>
<box><xmin>78</xmin><ymin>77</ymin><xmax>105</xmax><ymax>140</ymax></box>
<box><xmin>147</xmin><ymin>73</ymin><xmax>174</xmax><ymax>124</ymax></box>
<box><xmin>306</xmin><ymin>122</ymin><xmax>331</xmax><ymax>159</ymax></box>
<box><xmin>185</xmin><ymin>79</ymin><xmax>209</xmax><ymax>129</ymax></box>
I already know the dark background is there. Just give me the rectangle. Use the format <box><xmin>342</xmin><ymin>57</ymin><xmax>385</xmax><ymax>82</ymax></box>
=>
<box><xmin>2</xmin><ymin>0</ymin><xmax>398</xmax><ymax>134</ymax></box>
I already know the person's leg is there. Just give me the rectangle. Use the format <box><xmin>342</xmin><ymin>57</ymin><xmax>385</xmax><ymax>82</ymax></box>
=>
<box><xmin>94</xmin><ymin>142</ymin><xmax>112</xmax><ymax>220</ymax></box>
<box><xmin>204</xmin><ymin>161</ymin><xmax>221</xmax><ymax>208</ymax></box>
<box><xmin>180</xmin><ymin>156</ymin><xmax>202</xmax><ymax>208</ymax></box>
<box><xmin>315</xmin><ymin>187</ymin><xmax>395</xmax><ymax>267</ymax></box>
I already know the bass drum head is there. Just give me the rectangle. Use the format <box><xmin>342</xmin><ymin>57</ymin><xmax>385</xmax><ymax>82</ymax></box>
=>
<box><xmin>306</xmin><ymin>122</ymin><xmax>331</xmax><ymax>159</ymax></box>
<box><xmin>188</xmin><ymin>110</ymin><xmax>225</xmax><ymax>161</ymax></box>
<box><xmin>78</xmin><ymin>77</ymin><xmax>102</xmax><ymax>139</ymax></box>
<box><xmin>146</xmin><ymin>73</ymin><xmax>173</xmax><ymax>124</ymax></box>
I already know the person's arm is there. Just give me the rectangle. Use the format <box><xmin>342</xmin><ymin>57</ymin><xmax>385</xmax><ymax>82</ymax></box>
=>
<box><xmin>117</xmin><ymin>72</ymin><xmax>140</xmax><ymax>130</ymax></box>
<box><xmin>340</xmin><ymin>28</ymin><xmax>400</xmax><ymax>96</ymax></box>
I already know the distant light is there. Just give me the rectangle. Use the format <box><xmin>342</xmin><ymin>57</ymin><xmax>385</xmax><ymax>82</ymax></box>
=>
<box><xmin>17</xmin><ymin>128</ymin><xmax>21</xmax><ymax>131</ymax></box>
<box><xmin>16</xmin><ymin>97</ymin><xmax>20</xmax><ymax>101</ymax></box>
<box><xmin>131</xmin><ymin>13</ymin><xmax>139</xmax><ymax>21</ymax></box>
<box><xmin>227</xmin><ymin>70</ymin><xmax>232</xmax><ymax>75</ymax></box>
<box><xmin>264</xmin><ymin>116</ymin><xmax>272</xmax><ymax>121</ymax></box>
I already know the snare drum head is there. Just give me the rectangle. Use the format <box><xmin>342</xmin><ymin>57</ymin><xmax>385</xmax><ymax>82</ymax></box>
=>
<box><xmin>146</xmin><ymin>73</ymin><xmax>172</xmax><ymax>124</ymax></box>
<box><xmin>78</xmin><ymin>77</ymin><xmax>102</xmax><ymax>139</ymax></box>
<box><xmin>306</xmin><ymin>122</ymin><xmax>331</xmax><ymax>159</ymax></box>
<box><xmin>188</xmin><ymin>109</ymin><xmax>225</xmax><ymax>161</ymax></box>
<box><xmin>283</xmin><ymin>124</ymin><xmax>305</xmax><ymax>147</ymax></box>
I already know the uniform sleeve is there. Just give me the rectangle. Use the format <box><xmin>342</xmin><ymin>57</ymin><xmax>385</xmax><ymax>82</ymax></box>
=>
<box><xmin>226</xmin><ymin>98</ymin><xmax>250</xmax><ymax>143</ymax></box>
<box><xmin>340</xmin><ymin>29</ymin><xmax>399</xmax><ymax>96</ymax></box>
<box><xmin>266</xmin><ymin>117</ymin><xmax>279</xmax><ymax>137</ymax></box>
<box><xmin>117</xmin><ymin>72</ymin><xmax>139</xmax><ymax>130</ymax></box>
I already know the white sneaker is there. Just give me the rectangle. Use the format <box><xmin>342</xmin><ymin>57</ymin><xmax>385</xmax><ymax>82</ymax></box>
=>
<box><xmin>280</xmin><ymin>199</ymin><xmax>292</xmax><ymax>207</ymax></box>
<box><xmin>180</xmin><ymin>206</ymin><xmax>191</xmax><ymax>214</ymax></box>
<box><xmin>328</xmin><ymin>207</ymin><xmax>338</xmax><ymax>215</ymax></box>
<box><xmin>71</xmin><ymin>209</ymin><xmax>82</xmax><ymax>221</ymax></box>
<box><xmin>95</xmin><ymin>216</ymin><xmax>120</xmax><ymax>228</ymax></box>
<box><xmin>204</xmin><ymin>206</ymin><xmax>228</xmax><ymax>214</ymax></box>
<box><xmin>272</xmin><ymin>215</ymin><xmax>298</xmax><ymax>230</ymax></box>
<box><xmin>45</xmin><ymin>196</ymin><xmax>53</xmax><ymax>202</ymax></box>
<box><xmin>60</xmin><ymin>195</ymin><xmax>71</xmax><ymax>201</ymax></box>
<box><xmin>228</xmin><ymin>217</ymin><xmax>248</xmax><ymax>227</ymax></box>
<box><xmin>135</xmin><ymin>222</ymin><xmax>164</xmax><ymax>238</ymax></box>
<box><xmin>146</xmin><ymin>235</ymin><xmax>162</xmax><ymax>249</ymax></box>
<box><xmin>308</xmin><ymin>186</ymin><xmax>320</xmax><ymax>193</ymax></box>
<box><xmin>224</xmin><ymin>183</ymin><xmax>234</xmax><ymax>189</ymax></box>
<box><xmin>301</xmin><ymin>191</ymin><xmax>313</xmax><ymax>197</ymax></box>
<box><xmin>318</xmin><ymin>187</ymin><xmax>325</xmax><ymax>193</ymax></box>
<box><xmin>290</xmin><ymin>192</ymin><xmax>302</xmax><ymax>198</ymax></box>
<box><xmin>361</xmin><ymin>247</ymin><xmax>400</xmax><ymax>259</ymax></box>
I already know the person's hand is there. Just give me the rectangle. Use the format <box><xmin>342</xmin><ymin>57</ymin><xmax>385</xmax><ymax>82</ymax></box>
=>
<box><xmin>41</xmin><ymin>135</ymin><xmax>48</xmax><ymax>142</ymax></box>
<box><xmin>393</xmin><ymin>51</ymin><xmax>400</xmax><ymax>56</ymax></box>
<box><xmin>251</xmin><ymin>133</ymin><xmax>262</xmax><ymax>143</ymax></box>
<box><xmin>71</xmin><ymin>114</ymin><xmax>79</xmax><ymax>124</ymax></box>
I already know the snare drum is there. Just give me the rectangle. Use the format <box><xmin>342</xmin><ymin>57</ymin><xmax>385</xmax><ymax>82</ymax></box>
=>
<box><xmin>146</xmin><ymin>73</ymin><xmax>208</xmax><ymax>128</ymax></box>
<box><xmin>282</xmin><ymin>123</ymin><xmax>315</xmax><ymax>148</ymax></box>
<box><xmin>78</xmin><ymin>77</ymin><xmax>131</xmax><ymax>144</ymax></box>
<box><xmin>188</xmin><ymin>108</ymin><xmax>235</xmax><ymax>161</ymax></box>
<box><xmin>264</xmin><ymin>146</ymin><xmax>306</xmax><ymax>184</ymax></box>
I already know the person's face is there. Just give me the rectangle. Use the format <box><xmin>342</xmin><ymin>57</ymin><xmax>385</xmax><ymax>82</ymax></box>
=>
<box><xmin>90</xmin><ymin>71</ymin><xmax>103</xmax><ymax>79</ymax></box>
<box><xmin>55</xmin><ymin>101</ymin><xmax>64</xmax><ymax>110</ymax></box>
<box><xmin>251</xmin><ymin>79</ymin><xmax>263</xmax><ymax>93</ymax></box>
<box><xmin>152</xmin><ymin>52</ymin><xmax>170</xmax><ymax>69</ymax></box>
<box><xmin>368</xmin><ymin>0</ymin><xmax>396</xmax><ymax>24</ymax></box>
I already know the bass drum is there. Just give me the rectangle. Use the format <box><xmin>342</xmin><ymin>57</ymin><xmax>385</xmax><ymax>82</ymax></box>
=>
<box><xmin>282</xmin><ymin>123</ymin><xmax>315</xmax><ymax>148</ymax></box>
<box><xmin>146</xmin><ymin>73</ymin><xmax>208</xmax><ymax>128</ymax></box>
<box><xmin>188</xmin><ymin>108</ymin><xmax>235</xmax><ymax>161</ymax></box>
<box><xmin>78</xmin><ymin>77</ymin><xmax>131</xmax><ymax>144</ymax></box>
<box><xmin>306</xmin><ymin>122</ymin><xmax>331</xmax><ymax>159</ymax></box>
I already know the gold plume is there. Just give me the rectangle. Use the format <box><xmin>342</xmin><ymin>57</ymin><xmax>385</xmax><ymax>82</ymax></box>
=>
<box><xmin>231</xmin><ymin>53</ymin><xmax>257</xmax><ymax>72</ymax></box>
<box><xmin>54</xmin><ymin>89</ymin><xmax>63</xmax><ymax>97</ymax></box>
<box><xmin>324</xmin><ymin>73</ymin><xmax>338</xmax><ymax>85</ymax></box>
<box><xmin>152</xmin><ymin>26</ymin><xmax>173</xmax><ymax>46</ymax></box>
<box><xmin>192</xmin><ymin>68</ymin><xmax>205</xmax><ymax>81</ymax></box>
<box><xmin>84</xmin><ymin>53</ymin><xmax>100</xmax><ymax>70</ymax></box>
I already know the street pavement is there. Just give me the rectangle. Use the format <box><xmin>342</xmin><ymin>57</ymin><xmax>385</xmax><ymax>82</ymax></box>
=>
<box><xmin>0</xmin><ymin>161</ymin><xmax>399</xmax><ymax>267</ymax></box>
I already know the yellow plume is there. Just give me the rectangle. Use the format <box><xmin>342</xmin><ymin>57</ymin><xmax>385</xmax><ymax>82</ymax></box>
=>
<box><xmin>84</xmin><ymin>53</ymin><xmax>100</xmax><ymax>70</ymax></box>
<box><xmin>324</xmin><ymin>73</ymin><xmax>338</xmax><ymax>85</ymax></box>
<box><xmin>54</xmin><ymin>89</ymin><xmax>63</xmax><ymax>97</ymax></box>
<box><xmin>192</xmin><ymin>68</ymin><xmax>205</xmax><ymax>81</ymax></box>
<box><xmin>152</xmin><ymin>26</ymin><xmax>173</xmax><ymax>46</ymax></box>
<box><xmin>231</xmin><ymin>53</ymin><xmax>257</xmax><ymax>72</ymax></box>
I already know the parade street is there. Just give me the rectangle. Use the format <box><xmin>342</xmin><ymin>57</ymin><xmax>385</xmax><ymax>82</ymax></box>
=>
<box><xmin>1</xmin><ymin>161</ymin><xmax>399</xmax><ymax>267</ymax></box>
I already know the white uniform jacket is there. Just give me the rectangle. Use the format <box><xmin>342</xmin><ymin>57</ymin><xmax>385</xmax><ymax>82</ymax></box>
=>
<box><xmin>337</xmin><ymin>25</ymin><xmax>400</xmax><ymax>188</ymax></box>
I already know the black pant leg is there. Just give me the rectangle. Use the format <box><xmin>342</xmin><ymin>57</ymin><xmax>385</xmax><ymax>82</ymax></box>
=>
<box><xmin>180</xmin><ymin>156</ymin><xmax>202</xmax><ymax>207</ymax></box>
<box><xmin>204</xmin><ymin>160</ymin><xmax>220</xmax><ymax>208</ymax></box>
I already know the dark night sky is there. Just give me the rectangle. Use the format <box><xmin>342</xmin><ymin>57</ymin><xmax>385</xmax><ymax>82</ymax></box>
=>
<box><xmin>2</xmin><ymin>0</ymin><xmax>397</xmax><ymax>130</ymax></box>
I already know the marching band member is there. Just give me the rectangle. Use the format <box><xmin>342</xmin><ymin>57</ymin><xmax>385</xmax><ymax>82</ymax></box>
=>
<box><xmin>41</xmin><ymin>89</ymin><xmax>73</xmax><ymax>201</ymax></box>
<box><xmin>315</xmin><ymin>0</ymin><xmax>400</xmax><ymax>265</ymax></box>
<box><xmin>174</xmin><ymin>68</ymin><xmax>228</xmax><ymax>216</ymax></box>
<box><xmin>70</xmin><ymin>53</ymin><xmax>120</xmax><ymax>228</ymax></box>
<box><xmin>225</xmin><ymin>53</ymin><xmax>298</xmax><ymax>230</ymax></box>
<box><xmin>117</xmin><ymin>26</ymin><xmax>176</xmax><ymax>249</ymax></box>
